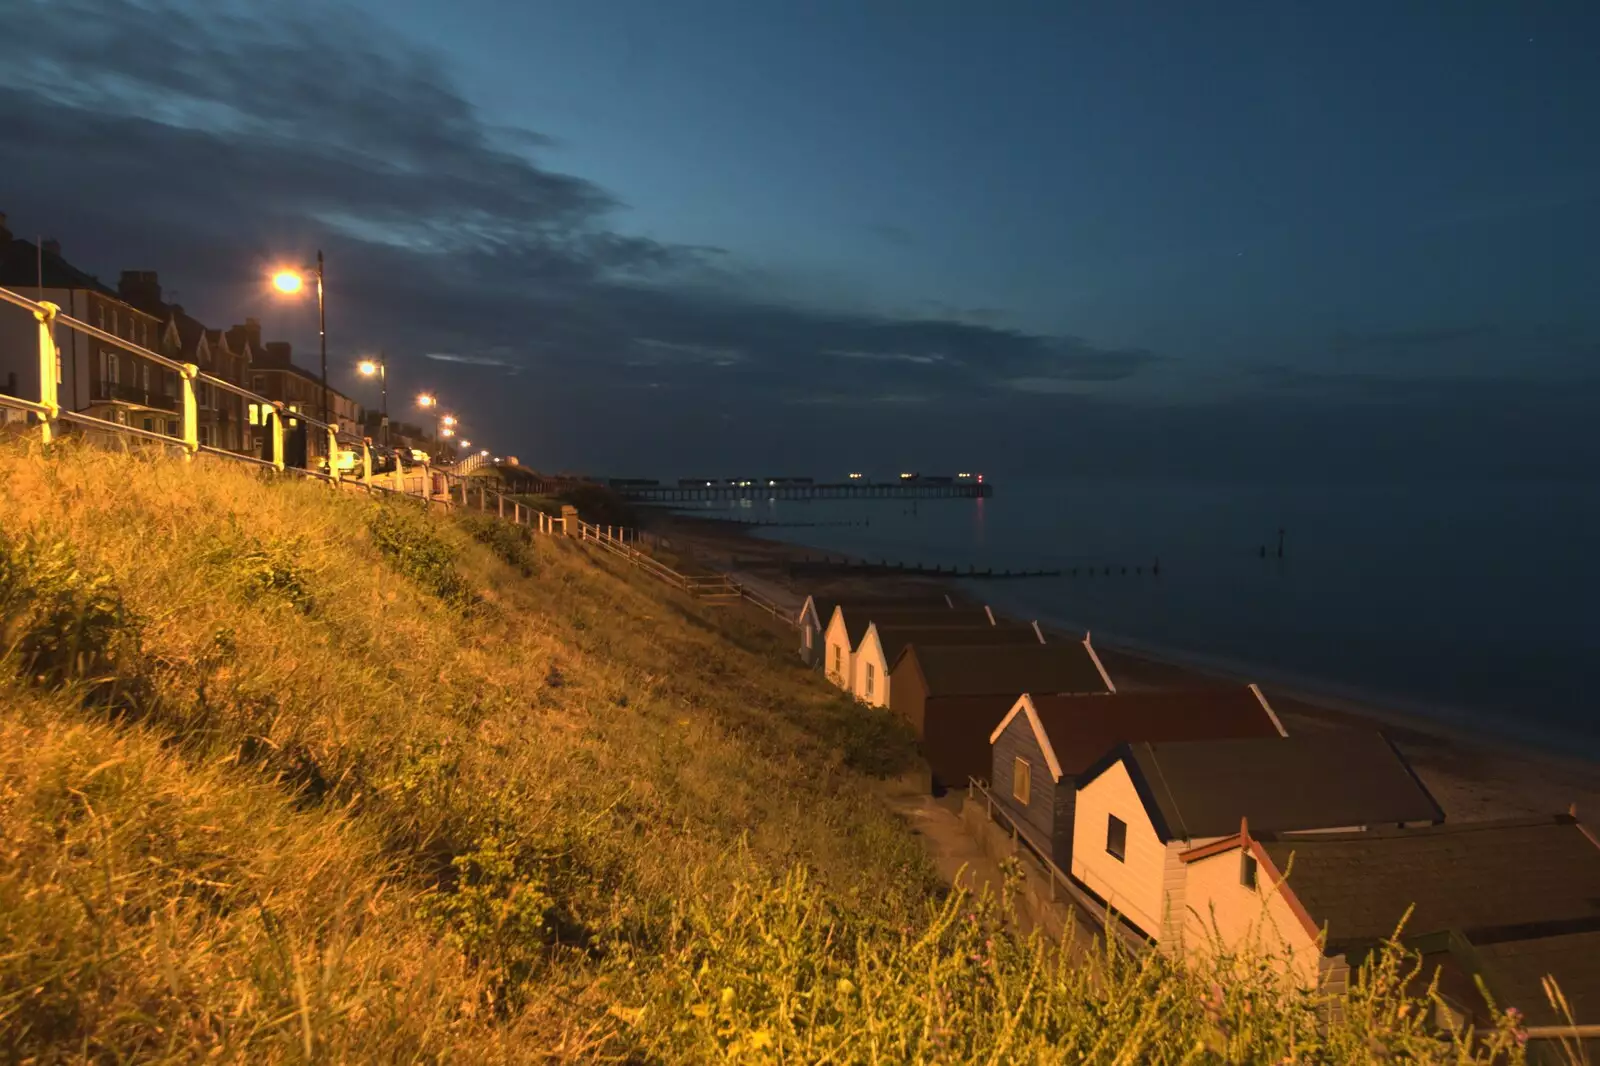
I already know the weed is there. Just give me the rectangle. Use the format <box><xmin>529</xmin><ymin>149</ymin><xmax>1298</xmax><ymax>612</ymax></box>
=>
<box><xmin>366</xmin><ymin>503</ymin><xmax>478</xmax><ymax>609</ymax></box>
<box><xmin>458</xmin><ymin>512</ymin><xmax>539</xmax><ymax>577</ymax></box>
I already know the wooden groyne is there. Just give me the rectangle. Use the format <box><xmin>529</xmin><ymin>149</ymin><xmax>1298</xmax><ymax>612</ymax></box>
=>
<box><xmin>618</xmin><ymin>481</ymin><xmax>992</xmax><ymax>502</ymax></box>
<box><xmin>691</xmin><ymin>516</ymin><xmax>870</xmax><ymax>529</ymax></box>
<box><xmin>784</xmin><ymin>557</ymin><xmax>1162</xmax><ymax>580</ymax></box>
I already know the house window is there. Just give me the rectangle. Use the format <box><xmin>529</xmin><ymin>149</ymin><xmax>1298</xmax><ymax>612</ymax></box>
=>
<box><xmin>1012</xmin><ymin>757</ymin><xmax>1031</xmax><ymax>805</ymax></box>
<box><xmin>141</xmin><ymin>416</ymin><xmax>154</xmax><ymax>432</ymax></box>
<box><xmin>1241</xmin><ymin>852</ymin><xmax>1259</xmax><ymax>891</ymax></box>
<box><xmin>864</xmin><ymin>662</ymin><xmax>875</xmax><ymax>699</ymax></box>
<box><xmin>198</xmin><ymin>424</ymin><xmax>212</xmax><ymax>446</ymax></box>
<box><xmin>166</xmin><ymin>419</ymin><xmax>177</xmax><ymax>436</ymax></box>
<box><xmin>96</xmin><ymin>305</ymin><xmax>106</xmax><ymax>330</ymax></box>
<box><xmin>253</xmin><ymin>374</ymin><xmax>265</xmax><ymax>391</ymax></box>
<box><xmin>1106</xmin><ymin>815</ymin><xmax>1128</xmax><ymax>862</ymax></box>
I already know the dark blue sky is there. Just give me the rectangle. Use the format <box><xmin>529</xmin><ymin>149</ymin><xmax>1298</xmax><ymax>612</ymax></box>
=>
<box><xmin>2</xmin><ymin>1</ymin><xmax>1598</xmax><ymax>478</ymax></box>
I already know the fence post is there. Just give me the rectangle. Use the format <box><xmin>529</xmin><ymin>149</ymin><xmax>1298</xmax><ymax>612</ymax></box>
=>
<box><xmin>394</xmin><ymin>452</ymin><xmax>405</xmax><ymax>491</ymax></box>
<box><xmin>497</xmin><ymin>493</ymin><xmax>505</xmax><ymax>518</ymax></box>
<box><xmin>178</xmin><ymin>364</ymin><xmax>200</xmax><ymax>458</ymax></box>
<box><xmin>361</xmin><ymin>439</ymin><xmax>373</xmax><ymax>486</ymax></box>
<box><xmin>269</xmin><ymin>405</ymin><xmax>286</xmax><ymax>471</ymax></box>
<box><xmin>421</xmin><ymin>463</ymin><xmax>432</xmax><ymax>502</ymax></box>
<box><xmin>325</xmin><ymin>425</ymin><xmax>340</xmax><ymax>484</ymax></box>
<box><xmin>34</xmin><ymin>301</ymin><xmax>61</xmax><ymax>446</ymax></box>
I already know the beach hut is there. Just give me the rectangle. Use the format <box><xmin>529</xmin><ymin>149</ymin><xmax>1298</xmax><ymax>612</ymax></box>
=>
<box><xmin>821</xmin><ymin>602</ymin><xmax>990</xmax><ymax>692</ymax></box>
<box><xmin>985</xmin><ymin>688</ymin><xmax>1287</xmax><ymax>872</ymax></box>
<box><xmin>1069</xmin><ymin>730</ymin><xmax>1443</xmax><ymax>942</ymax></box>
<box><xmin>888</xmin><ymin>639</ymin><xmax>1116</xmax><ymax>789</ymax></box>
<box><xmin>848</xmin><ymin>621</ymin><xmax>1041</xmax><ymax>706</ymax></box>
<box><xmin>796</xmin><ymin>592</ymin><xmax>953</xmax><ymax>670</ymax></box>
<box><xmin>1174</xmin><ymin>814</ymin><xmax>1600</xmax><ymax>1029</ymax></box>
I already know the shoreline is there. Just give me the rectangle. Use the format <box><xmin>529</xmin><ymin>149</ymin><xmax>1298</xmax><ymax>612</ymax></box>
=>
<box><xmin>649</xmin><ymin>509</ymin><xmax>1600</xmax><ymax>824</ymax></box>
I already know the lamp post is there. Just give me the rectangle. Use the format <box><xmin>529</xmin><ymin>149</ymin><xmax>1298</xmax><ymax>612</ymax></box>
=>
<box><xmin>357</xmin><ymin>354</ymin><xmax>387</xmax><ymax>446</ymax></box>
<box><xmin>272</xmin><ymin>251</ymin><xmax>327</xmax><ymax>427</ymax></box>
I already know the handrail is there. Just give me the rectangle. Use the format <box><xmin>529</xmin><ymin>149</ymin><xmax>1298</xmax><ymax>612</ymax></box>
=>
<box><xmin>967</xmin><ymin>777</ymin><xmax>1149</xmax><ymax>951</ymax></box>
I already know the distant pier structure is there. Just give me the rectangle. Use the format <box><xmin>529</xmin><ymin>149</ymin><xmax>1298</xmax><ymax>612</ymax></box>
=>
<box><xmin>609</xmin><ymin>475</ymin><xmax>993</xmax><ymax>502</ymax></box>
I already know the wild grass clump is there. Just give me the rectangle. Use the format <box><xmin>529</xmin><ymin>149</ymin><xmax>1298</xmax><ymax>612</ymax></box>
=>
<box><xmin>458</xmin><ymin>511</ymin><xmax>539</xmax><ymax>577</ymax></box>
<box><xmin>0</xmin><ymin>439</ymin><xmax>1562</xmax><ymax>1063</ymax></box>
<box><xmin>367</xmin><ymin>501</ymin><xmax>479</xmax><ymax>609</ymax></box>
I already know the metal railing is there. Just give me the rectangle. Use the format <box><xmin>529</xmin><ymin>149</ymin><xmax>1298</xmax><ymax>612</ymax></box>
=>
<box><xmin>2</xmin><ymin>283</ymin><xmax>795</xmax><ymax>627</ymax></box>
<box><xmin>967</xmin><ymin>777</ymin><xmax>1149</xmax><ymax>952</ymax></box>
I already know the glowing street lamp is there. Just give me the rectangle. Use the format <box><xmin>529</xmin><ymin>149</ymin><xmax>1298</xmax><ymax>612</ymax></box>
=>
<box><xmin>270</xmin><ymin>252</ymin><xmax>327</xmax><ymax>425</ymax></box>
<box><xmin>357</xmin><ymin>354</ymin><xmax>387</xmax><ymax>445</ymax></box>
<box><xmin>416</xmin><ymin>392</ymin><xmax>436</xmax><ymax>408</ymax></box>
<box><xmin>460</xmin><ymin>439</ymin><xmax>471</xmax><ymax>448</ymax></box>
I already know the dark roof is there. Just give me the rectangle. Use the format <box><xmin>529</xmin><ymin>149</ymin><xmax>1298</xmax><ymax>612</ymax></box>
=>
<box><xmin>171</xmin><ymin>311</ymin><xmax>209</xmax><ymax>358</ymax></box>
<box><xmin>911</xmin><ymin>642</ymin><xmax>1108</xmax><ymax>698</ymax></box>
<box><xmin>1118</xmin><ymin>729</ymin><xmax>1442</xmax><ymax>840</ymax></box>
<box><xmin>1474</xmin><ymin>928</ymin><xmax>1600</xmax><ymax>1040</ymax></box>
<box><xmin>1029</xmin><ymin>689</ymin><xmax>1285</xmax><ymax>778</ymax></box>
<box><xmin>1257</xmin><ymin>815</ymin><xmax>1600</xmax><ymax>951</ymax></box>
<box><xmin>805</xmin><ymin>593</ymin><xmax>953</xmax><ymax>628</ymax></box>
<box><xmin>0</xmin><ymin>237</ymin><xmax>116</xmax><ymax>295</ymax></box>
<box><xmin>872</xmin><ymin>623</ymin><xmax>1038</xmax><ymax>664</ymax></box>
<box><xmin>839</xmin><ymin>605</ymin><xmax>992</xmax><ymax>648</ymax></box>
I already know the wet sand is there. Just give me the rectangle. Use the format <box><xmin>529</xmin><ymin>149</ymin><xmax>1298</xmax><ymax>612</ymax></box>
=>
<box><xmin>651</xmin><ymin>511</ymin><xmax>1600</xmax><ymax>823</ymax></box>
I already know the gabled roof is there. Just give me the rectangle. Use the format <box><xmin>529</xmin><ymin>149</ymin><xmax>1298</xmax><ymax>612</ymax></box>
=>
<box><xmin>833</xmin><ymin>604</ymin><xmax>993</xmax><ymax>649</ymax></box>
<box><xmin>905</xmin><ymin>640</ymin><xmax>1111</xmax><ymax>699</ymax></box>
<box><xmin>0</xmin><ymin>236</ymin><xmax>117</xmax><ymax>294</ymax></box>
<box><xmin>800</xmin><ymin>593</ymin><xmax>952</xmax><ymax>629</ymax></box>
<box><xmin>989</xmin><ymin>688</ymin><xmax>1287</xmax><ymax>782</ymax></box>
<box><xmin>168</xmin><ymin>310</ymin><xmax>209</xmax><ymax>359</ymax></box>
<box><xmin>869</xmin><ymin>622</ymin><xmax>1039</xmax><ymax>665</ymax></box>
<box><xmin>1095</xmin><ymin>729</ymin><xmax>1442</xmax><ymax>841</ymax></box>
<box><xmin>1470</xmin><ymin>927</ymin><xmax>1600</xmax><ymax>1044</ymax></box>
<box><xmin>1249</xmin><ymin>815</ymin><xmax>1600</xmax><ymax>952</ymax></box>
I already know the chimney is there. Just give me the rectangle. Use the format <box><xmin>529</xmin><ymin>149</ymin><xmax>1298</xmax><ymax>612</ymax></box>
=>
<box><xmin>244</xmin><ymin>316</ymin><xmax>263</xmax><ymax>349</ymax></box>
<box><xmin>265</xmin><ymin>340</ymin><xmax>291</xmax><ymax>364</ymax></box>
<box><xmin>42</xmin><ymin>238</ymin><xmax>61</xmax><ymax>257</ymax></box>
<box><xmin>118</xmin><ymin>270</ymin><xmax>163</xmax><ymax>313</ymax></box>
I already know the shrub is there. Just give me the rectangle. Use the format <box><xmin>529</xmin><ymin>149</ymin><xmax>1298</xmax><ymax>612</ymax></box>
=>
<box><xmin>458</xmin><ymin>512</ymin><xmax>538</xmax><ymax>577</ymax></box>
<box><xmin>366</xmin><ymin>503</ymin><xmax>478</xmax><ymax>609</ymax></box>
<box><xmin>0</xmin><ymin>528</ymin><xmax>136</xmax><ymax>690</ymax></box>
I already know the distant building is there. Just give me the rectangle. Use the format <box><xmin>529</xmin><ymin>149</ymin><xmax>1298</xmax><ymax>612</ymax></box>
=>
<box><xmin>0</xmin><ymin>214</ymin><xmax>173</xmax><ymax>435</ymax></box>
<box><xmin>241</xmin><ymin>322</ymin><xmax>362</xmax><ymax>435</ymax></box>
<box><xmin>851</xmin><ymin>621</ymin><xmax>1042</xmax><ymax>707</ymax></box>
<box><xmin>821</xmin><ymin>603</ymin><xmax>989</xmax><ymax>692</ymax></box>
<box><xmin>119</xmin><ymin>271</ymin><xmax>252</xmax><ymax>453</ymax></box>
<box><xmin>795</xmin><ymin>593</ymin><xmax>956</xmax><ymax>670</ymax></box>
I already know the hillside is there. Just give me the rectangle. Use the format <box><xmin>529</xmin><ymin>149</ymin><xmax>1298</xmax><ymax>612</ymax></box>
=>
<box><xmin>0</xmin><ymin>440</ymin><xmax>1538</xmax><ymax>1063</ymax></box>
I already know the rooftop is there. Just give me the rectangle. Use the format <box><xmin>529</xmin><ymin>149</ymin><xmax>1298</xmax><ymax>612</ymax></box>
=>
<box><xmin>908</xmin><ymin>642</ymin><xmax>1109</xmax><ymax>698</ymax></box>
<box><xmin>1123</xmin><ymin>729</ymin><xmax>1442</xmax><ymax>840</ymax></box>
<box><xmin>837</xmin><ymin>605</ymin><xmax>993</xmax><ymax>649</ymax></box>
<box><xmin>1027</xmin><ymin>688</ymin><xmax>1285</xmax><ymax>778</ymax></box>
<box><xmin>1257</xmin><ymin>815</ymin><xmax>1600</xmax><ymax>951</ymax></box>
<box><xmin>871</xmin><ymin>622</ymin><xmax>1038</xmax><ymax>665</ymax></box>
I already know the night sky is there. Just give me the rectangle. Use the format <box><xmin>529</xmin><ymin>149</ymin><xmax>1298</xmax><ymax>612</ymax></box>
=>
<box><xmin>3</xmin><ymin>1</ymin><xmax>1598</xmax><ymax>480</ymax></box>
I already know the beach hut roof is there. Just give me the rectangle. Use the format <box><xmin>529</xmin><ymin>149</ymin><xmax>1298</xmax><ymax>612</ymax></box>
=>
<box><xmin>837</xmin><ymin>605</ymin><xmax>992</xmax><ymax>648</ymax></box>
<box><xmin>870</xmin><ymin>623</ymin><xmax>1038</xmax><ymax>665</ymax></box>
<box><xmin>907</xmin><ymin>641</ymin><xmax>1110</xmax><ymax>698</ymax></box>
<box><xmin>989</xmin><ymin>688</ymin><xmax>1287</xmax><ymax>782</ymax></box>
<box><xmin>1087</xmin><ymin>729</ymin><xmax>1442</xmax><ymax>841</ymax></box>
<box><xmin>1248</xmin><ymin>814</ymin><xmax>1600</xmax><ymax>952</ymax></box>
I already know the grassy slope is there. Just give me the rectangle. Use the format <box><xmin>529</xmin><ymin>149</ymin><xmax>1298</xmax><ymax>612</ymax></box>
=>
<box><xmin>0</xmin><ymin>440</ymin><xmax>1535</xmax><ymax>1063</ymax></box>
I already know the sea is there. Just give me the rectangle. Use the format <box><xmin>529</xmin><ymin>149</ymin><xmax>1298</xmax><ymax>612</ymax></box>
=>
<box><xmin>672</xmin><ymin>478</ymin><xmax>1600</xmax><ymax>758</ymax></box>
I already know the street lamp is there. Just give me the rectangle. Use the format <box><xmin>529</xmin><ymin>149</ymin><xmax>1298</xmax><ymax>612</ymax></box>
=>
<box><xmin>357</xmin><ymin>354</ymin><xmax>387</xmax><ymax>445</ymax></box>
<box><xmin>271</xmin><ymin>251</ymin><xmax>327</xmax><ymax>427</ymax></box>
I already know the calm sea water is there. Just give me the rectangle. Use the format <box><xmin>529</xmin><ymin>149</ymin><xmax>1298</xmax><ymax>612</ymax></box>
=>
<box><xmin>677</xmin><ymin>479</ymin><xmax>1600</xmax><ymax>756</ymax></box>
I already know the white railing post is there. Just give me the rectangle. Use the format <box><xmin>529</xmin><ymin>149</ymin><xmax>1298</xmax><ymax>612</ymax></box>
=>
<box><xmin>497</xmin><ymin>493</ymin><xmax>505</xmax><ymax>518</ymax></box>
<box><xmin>361</xmin><ymin>439</ymin><xmax>374</xmax><ymax>486</ymax></box>
<box><xmin>179</xmin><ymin>364</ymin><xmax>200</xmax><ymax>458</ymax></box>
<box><xmin>34</xmin><ymin>301</ymin><xmax>61</xmax><ymax>445</ymax></box>
<box><xmin>326</xmin><ymin>425</ymin><xmax>339</xmax><ymax>485</ymax></box>
<box><xmin>394</xmin><ymin>452</ymin><xmax>405</xmax><ymax>491</ymax></box>
<box><xmin>269</xmin><ymin>405</ymin><xmax>286</xmax><ymax>471</ymax></box>
<box><xmin>421</xmin><ymin>463</ymin><xmax>432</xmax><ymax>502</ymax></box>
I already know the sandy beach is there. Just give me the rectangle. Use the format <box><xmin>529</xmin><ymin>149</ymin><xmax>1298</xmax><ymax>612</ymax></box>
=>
<box><xmin>650</xmin><ymin>511</ymin><xmax>1600</xmax><ymax>825</ymax></box>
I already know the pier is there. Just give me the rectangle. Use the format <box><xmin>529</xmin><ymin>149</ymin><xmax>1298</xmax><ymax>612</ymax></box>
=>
<box><xmin>617</xmin><ymin>480</ymin><xmax>993</xmax><ymax>502</ymax></box>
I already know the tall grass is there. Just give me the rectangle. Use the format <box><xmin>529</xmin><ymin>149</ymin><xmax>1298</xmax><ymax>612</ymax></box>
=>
<box><xmin>0</xmin><ymin>438</ymin><xmax>1546</xmax><ymax>1062</ymax></box>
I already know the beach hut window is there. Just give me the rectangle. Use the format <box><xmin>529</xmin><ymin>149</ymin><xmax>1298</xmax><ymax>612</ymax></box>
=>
<box><xmin>1106</xmin><ymin>815</ymin><xmax>1127</xmax><ymax>862</ymax></box>
<box><xmin>1012</xmin><ymin>758</ymin><xmax>1031</xmax><ymax>805</ymax></box>
<box><xmin>865</xmin><ymin>662</ymin><xmax>875</xmax><ymax>698</ymax></box>
<box><xmin>1240</xmin><ymin>852</ymin><xmax>1258</xmax><ymax>891</ymax></box>
<box><xmin>803</xmin><ymin>626</ymin><xmax>813</xmax><ymax>649</ymax></box>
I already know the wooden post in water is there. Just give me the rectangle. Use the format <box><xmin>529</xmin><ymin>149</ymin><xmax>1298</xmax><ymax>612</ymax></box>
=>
<box><xmin>1277</xmin><ymin>528</ymin><xmax>1285</xmax><ymax>559</ymax></box>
